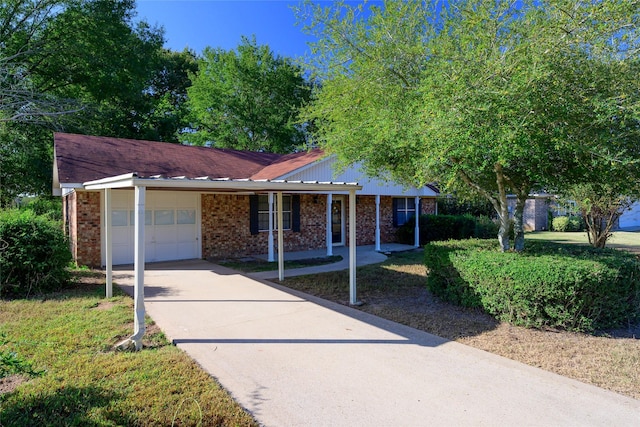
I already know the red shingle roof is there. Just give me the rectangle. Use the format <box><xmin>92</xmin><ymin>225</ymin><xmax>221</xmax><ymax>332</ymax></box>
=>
<box><xmin>54</xmin><ymin>133</ymin><xmax>324</xmax><ymax>184</ymax></box>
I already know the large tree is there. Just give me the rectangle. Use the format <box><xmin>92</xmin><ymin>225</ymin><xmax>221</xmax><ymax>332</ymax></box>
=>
<box><xmin>0</xmin><ymin>0</ymin><xmax>171</xmax><ymax>205</ymax></box>
<box><xmin>183</xmin><ymin>36</ymin><xmax>312</xmax><ymax>153</ymax></box>
<box><xmin>299</xmin><ymin>0</ymin><xmax>640</xmax><ymax>251</ymax></box>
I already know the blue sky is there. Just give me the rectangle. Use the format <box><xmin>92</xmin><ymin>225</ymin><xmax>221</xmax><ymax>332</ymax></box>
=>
<box><xmin>135</xmin><ymin>1</ymin><xmax>323</xmax><ymax>58</ymax></box>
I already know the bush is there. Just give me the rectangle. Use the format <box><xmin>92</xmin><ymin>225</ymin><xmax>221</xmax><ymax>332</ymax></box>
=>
<box><xmin>552</xmin><ymin>215</ymin><xmax>584</xmax><ymax>232</ymax></box>
<box><xmin>397</xmin><ymin>214</ymin><xmax>499</xmax><ymax>245</ymax></box>
<box><xmin>552</xmin><ymin>216</ymin><xmax>570</xmax><ymax>232</ymax></box>
<box><xmin>0</xmin><ymin>209</ymin><xmax>72</xmax><ymax>298</ymax></box>
<box><xmin>568</xmin><ymin>215</ymin><xmax>584</xmax><ymax>232</ymax></box>
<box><xmin>424</xmin><ymin>239</ymin><xmax>640</xmax><ymax>332</ymax></box>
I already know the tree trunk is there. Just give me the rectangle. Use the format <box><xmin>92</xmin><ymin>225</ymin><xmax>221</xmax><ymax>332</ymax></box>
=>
<box><xmin>495</xmin><ymin>164</ymin><xmax>511</xmax><ymax>252</ymax></box>
<box><xmin>512</xmin><ymin>194</ymin><xmax>527</xmax><ymax>252</ymax></box>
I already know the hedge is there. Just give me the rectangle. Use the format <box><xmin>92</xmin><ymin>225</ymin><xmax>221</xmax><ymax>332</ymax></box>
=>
<box><xmin>397</xmin><ymin>214</ymin><xmax>500</xmax><ymax>245</ymax></box>
<box><xmin>424</xmin><ymin>239</ymin><xmax>640</xmax><ymax>332</ymax></box>
<box><xmin>0</xmin><ymin>209</ymin><xmax>72</xmax><ymax>298</ymax></box>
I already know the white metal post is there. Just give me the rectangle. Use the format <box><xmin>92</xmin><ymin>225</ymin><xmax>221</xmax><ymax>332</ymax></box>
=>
<box><xmin>268</xmin><ymin>192</ymin><xmax>275</xmax><ymax>262</ymax></box>
<box><xmin>414</xmin><ymin>196</ymin><xmax>420</xmax><ymax>248</ymax></box>
<box><xmin>132</xmin><ymin>185</ymin><xmax>146</xmax><ymax>350</ymax></box>
<box><xmin>326</xmin><ymin>193</ymin><xmax>333</xmax><ymax>256</ymax></box>
<box><xmin>375</xmin><ymin>194</ymin><xmax>381</xmax><ymax>252</ymax></box>
<box><xmin>349</xmin><ymin>189</ymin><xmax>357</xmax><ymax>305</ymax></box>
<box><xmin>105</xmin><ymin>188</ymin><xmax>113</xmax><ymax>298</ymax></box>
<box><xmin>277</xmin><ymin>191</ymin><xmax>285</xmax><ymax>281</ymax></box>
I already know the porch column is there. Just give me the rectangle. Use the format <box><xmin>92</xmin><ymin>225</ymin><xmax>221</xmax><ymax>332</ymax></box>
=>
<box><xmin>414</xmin><ymin>196</ymin><xmax>420</xmax><ymax>248</ymax></box>
<box><xmin>277</xmin><ymin>191</ymin><xmax>285</xmax><ymax>281</ymax></box>
<box><xmin>326</xmin><ymin>193</ymin><xmax>333</xmax><ymax>256</ymax></box>
<box><xmin>268</xmin><ymin>192</ymin><xmax>275</xmax><ymax>262</ymax></box>
<box><xmin>375</xmin><ymin>194</ymin><xmax>381</xmax><ymax>252</ymax></box>
<box><xmin>349</xmin><ymin>189</ymin><xmax>358</xmax><ymax>305</ymax></box>
<box><xmin>131</xmin><ymin>185</ymin><xmax>146</xmax><ymax>350</ymax></box>
<box><xmin>105</xmin><ymin>188</ymin><xmax>113</xmax><ymax>298</ymax></box>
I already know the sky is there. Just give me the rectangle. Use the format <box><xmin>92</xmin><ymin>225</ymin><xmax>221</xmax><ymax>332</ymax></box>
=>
<box><xmin>135</xmin><ymin>0</ymin><xmax>323</xmax><ymax>59</ymax></box>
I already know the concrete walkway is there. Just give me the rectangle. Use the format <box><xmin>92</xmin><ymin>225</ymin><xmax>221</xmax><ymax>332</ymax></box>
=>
<box><xmin>114</xmin><ymin>259</ymin><xmax>640</xmax><ymax>426</ymax></box>
<box><xmin>247</xmin><ymin>244</ymin><xmax>411</xmax><ymax>279</ymax></box>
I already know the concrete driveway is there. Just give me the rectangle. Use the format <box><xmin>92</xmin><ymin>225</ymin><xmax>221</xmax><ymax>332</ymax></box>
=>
<box><xmin>115</xmin><ymin>260</ymin><xmax>640</xmax><ymax>426</ymax></box>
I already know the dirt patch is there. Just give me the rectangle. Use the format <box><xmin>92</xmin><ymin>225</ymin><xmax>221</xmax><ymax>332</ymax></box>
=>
<box><xmin>0</xmin><ymin>375</ymin><xmax>29</xmax><ymax>395</ymax></box>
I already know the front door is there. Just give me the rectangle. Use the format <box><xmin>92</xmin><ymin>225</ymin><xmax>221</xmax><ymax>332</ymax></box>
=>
<box><xmin>331</xmin><ymin>198</ymin><xmax>344</xmax><ymax>245</ymax></box>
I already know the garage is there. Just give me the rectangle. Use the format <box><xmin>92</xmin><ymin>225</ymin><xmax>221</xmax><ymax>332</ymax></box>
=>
<box><xmin>104</xmin><ymin>190</ymin><xmax>200</xmax><ymax>265</ymax></box>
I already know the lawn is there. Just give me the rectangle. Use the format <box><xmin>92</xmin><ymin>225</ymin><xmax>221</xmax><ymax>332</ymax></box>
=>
<box><xmin>526</xmin><ymin>230</ymin><xmax>640</xmax><ymax>254</ymax></box>
<box><xmin>0</xmin><ymin>273</ymin><xmax>257</xmax><ymax>427</ymax></box>
<box><xmin>278</xmin><ymin>248</ymin><xmax>640</xmax><ymax>400</ymax></box>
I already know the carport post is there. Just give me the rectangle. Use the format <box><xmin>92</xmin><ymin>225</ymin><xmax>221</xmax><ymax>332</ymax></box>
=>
<box><xmin>349</xmin><ymin>189</ymin><xmax>358</xmax><ymax>305</ymax></box>
<box><xmin>268</xmin><ymin>192</ymin><xmax>275</xmax><ymax>262</ymax></box>
<box><xmin>414</xmin><ymin>196</ymin><xmax>420</xmax><ymax>248</ymax></box>
<box><xmin>375</xmin><ymin>194</ymin><xmax>381</xmax><ymax>252</ymax></box>
<box><xmin>277</xmin><ymin>191</ymin><xmax>285</xmax><ymax>281</ymax></box>
<box><xmin>131</xmin><ymin>185</ymin><xmax>146</xmax><ymax>350</ymax></box>
<box><xmin>326</xmin><ymin>193</ymin><xmax>333</xmax><ymax>256</ymax></box>
<box><xmin>105</xmin><ymin>188</ymin><xmax>113</xmax><ymax>298</ymax></box>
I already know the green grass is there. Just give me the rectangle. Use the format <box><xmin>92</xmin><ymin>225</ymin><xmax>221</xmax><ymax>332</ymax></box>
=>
<box><xmin>218</xmin><ymin>255</ymin><xmax>343</xmax><ymax>272</ymax></box>
<box><xmin>0</xmin><ymin>276</ymin><xmax>257</xmax><ymax>427</ymax></box>
<box><xmin>526</xmin><ymin>230</ymin><xmax>640</xmax><ymax>254</ymax></box>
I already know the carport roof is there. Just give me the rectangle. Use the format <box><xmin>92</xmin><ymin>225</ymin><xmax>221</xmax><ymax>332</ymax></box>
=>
<box><xmin>83</xmin><ymin>172</ymin><xmax>362</xmax><ymax>192</ymax></box>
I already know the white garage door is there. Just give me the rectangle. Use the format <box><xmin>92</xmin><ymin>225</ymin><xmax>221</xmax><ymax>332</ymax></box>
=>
<box><xmin>106</xmin><ymin>190</ymin><xmax>200</xmax><ymax>265</ymax></box>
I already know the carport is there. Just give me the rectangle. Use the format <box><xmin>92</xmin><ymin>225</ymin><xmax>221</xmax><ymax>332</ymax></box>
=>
<box><xmin>83</xmin><ymin>172</ymin><xmax>362</xmax><ymax>350</ymax></box>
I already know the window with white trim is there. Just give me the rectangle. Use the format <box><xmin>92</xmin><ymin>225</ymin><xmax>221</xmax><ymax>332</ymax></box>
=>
<box><xmin>258</xmin><ymin>195</ymin><xmax>291</xmax><ymax>231</ymax></box>
<box><xmin>394</xmin><ymin>197</ymin><xmax>416</xmax><ymax>226</ymax></box>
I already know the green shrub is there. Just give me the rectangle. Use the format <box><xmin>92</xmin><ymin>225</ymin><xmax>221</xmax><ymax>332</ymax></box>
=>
<box><xmin>552</xmin><ymin>216</ymin><xmax>570</xmax><ymax>232</ymax></box>
<box><xmin>397</xmin><ymin>214</ymin><xmax>501</xmax><ymax>245</ymax></box>
<box><xmin>22</xmin><ymin>197</ymin><xmax>63</xmax><ymax>221</ymax></box>
<box><xmin>552</xmin><ymin>216</ymin><xmax>584</xmax><ymax>232</ymax></box>
<box><xmin>474</xmin><ymin>215</ymin><xmax>500</xmax><ymax>239</ymax></box>
<box><xmin>0</xmin><ymin>209</ymin><xmax>72</xmax><ymax>298</ymax></box>
<box><xmin>424</xmin><ymin>239</ymin><xmax>640</xmax><ymax>332</ymax></box>
<box><xmin>568</xmin><ymin>215</ymin><xmax>584</xmax><ymax>232</ymax></box>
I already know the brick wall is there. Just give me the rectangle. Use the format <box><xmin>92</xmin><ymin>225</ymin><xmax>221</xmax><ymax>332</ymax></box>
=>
<box><xmin>201</xmin><ymin>194</ymin><xmax>329</xmax><ymax>259</ymax></box>
<box><xmin>65</xmin><ymin>191</ymin><xmax>101</xmax><ymax>267</ymax></box>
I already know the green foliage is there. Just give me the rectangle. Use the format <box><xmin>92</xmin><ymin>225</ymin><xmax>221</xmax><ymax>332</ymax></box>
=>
<box><xmin>0</xmin><ymin>0</ymin><xmax>172</xmax><ymax>203</ymax></box>
<box><xmin>299</xmin><ymin>0</ymin><xmax>640</xmax><ymax>252</ymax></box>
<box><xmin>424</xmin><ymin>240</ymin><xmax>640</xmax><ymax>332</ymax></box>
<box><xmin>0</xmin><ymin>283</ymin><xmax>257</xmax><ymax>425</ymax></box>
<box><xmin>554</xmin><ymin>215</ymin><xmax>586</xmax><ymax>233</ymax></box>
<box><xmin>565</xmin><ymin>183</ymin><xmax>636</xmax><ymax>248</ymax></box>
<box><xmin>397</xmin><ymin>214</ymin><xmax>498</xmax><ymax>245</ymax></box>
<box><xmin>0</xmin><ymin>333</ymin><xmax>43</xmax><ymax>378</ymax></box>
<box><xmin>20</xmin><ymin>197</ymin><xmax>63</xmax><ymax>221</ymax></box>
<box><xmin>184</xmin><ymin>36</ymin><xmax>312</xmax><ymax>153</ymax></box>
<box><xmin>0</xmin><ymin>209</ymin><xmax>72</xmax><ymax>298</ymax></box>
<box><xmin>436</xmin><ymin>196</ymin><xmax>495</xmax><ymax>217</ymax></box>
<box><xmin>552</xmin><ymin>216</ymin><xmax>570</xmax><ymax>232</ymax></box>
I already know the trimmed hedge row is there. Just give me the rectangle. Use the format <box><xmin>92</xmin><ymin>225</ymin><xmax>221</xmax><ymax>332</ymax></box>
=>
<box><xmin>396</xmin><ymin>214</ymin><xmax>501</xmax><ymax>245</ymax></box>
<box><xmin>0</xmin><ymin>209</ymin><xmax>72</xmax><ymax>298</ymax></box>
<box><xmin>552</xmin><ymin>215</ymin><xmax>584</xmax><ymax>232</ymax></box>
<box><xmin>424</xmin><ymin>239</ymin><xmax>640</xmax><ymax>332</ymax></box>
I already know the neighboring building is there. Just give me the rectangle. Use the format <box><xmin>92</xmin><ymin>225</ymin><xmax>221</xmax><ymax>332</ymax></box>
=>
<box><xmin>53</xmin><ymin>133</ymin><xmax>438</xmax><ymax>267</ymax></box>
<box><xmin>619</xmin><ymin>202</ymin><xmax>640</xmax><ymax>230</ymax></box>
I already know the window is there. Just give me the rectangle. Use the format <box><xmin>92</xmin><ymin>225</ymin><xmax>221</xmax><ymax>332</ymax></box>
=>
<box><xmin>393</xmin><ymin>198</ymin><xmax>416</xmax><ymax>226</ymax></box>
<box><xmin>258</xmin><ymin>195</ymin><xmax>291</xmax><ymax>231</ymax></box>
<box><xmin>250</xmin><ymin>194</ymin><xmax>301</xmax><ymax>235</ymax></box>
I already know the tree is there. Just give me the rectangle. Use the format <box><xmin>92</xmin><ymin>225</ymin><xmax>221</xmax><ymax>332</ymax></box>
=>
<box><xmin>299</xmin><ymin>0</ymin><xmax>640</xmax><ymax>251</ymax></box>
<box><xmin>183</xmin><ymin>36</ymin><xmax>312</xmax><ymax>153</ymax></box>
<box><xmin>567</xmin><ymin>183</ymin><xmax>636</xmax><ymax>248</ymax></box>
<box><xmin>0</xmin><ymin>0</ymin><xmax>166</xmax><ymax>205</ymax></box>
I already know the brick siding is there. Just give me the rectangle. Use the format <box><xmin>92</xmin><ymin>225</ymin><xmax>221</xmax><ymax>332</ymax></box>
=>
<box><xmin>65</xmin><ymin>190</ymin><xmax>101</xmax><ymax>267</ymax></box>
<box><xmin>68</xmin><ymin>190</ymin><xmax>439</xmax><ymax>264</ymax></box>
